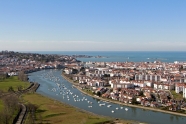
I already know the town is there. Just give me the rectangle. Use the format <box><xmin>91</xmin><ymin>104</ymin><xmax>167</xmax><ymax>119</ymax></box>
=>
<box><xmin>1</xmin><ymin>50</ymin><xmax>186</xmax><ymax>113</ymax></box>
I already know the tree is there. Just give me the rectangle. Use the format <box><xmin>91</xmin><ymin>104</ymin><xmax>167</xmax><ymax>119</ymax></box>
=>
<box><xmin>39</xmin><ymin>114</ymin><xmax>43</xmax><ymax>124</ymax></box>
<box><xmin>139</xmin><ymin>91</ymin><xmax>144</xmax><ymax>96</ymax></box>
<box><xmin>72</xmin><ymin>69</ymin><xmax>78</xmax><ymax>74</ymax></box>
<box><xmin>0</xmin><ymin>107</ymin><xmax>11</xmax><ymax>124</ymax></box>
<box><xmin>17</xmin><ymin>85</ymin><xmax>23</xmax><ymax>91</ymax></box>
<box><xmin>179</xmin><ymin>91</ymin><xmax>183</xmax><ymax>94</ymax></box>
<box><xmin>179</xmin><ymin>65</ymin><xmax>183</xmax><ymax>72</ymax></box>
<box><xmin>103</xmin><ymin>74</ymin><xmax>110</xmax><ymax>77</ymax></box>
<box><xmin>27</xmin><ymin>103</ymin><xmax>38</xmax><ymax>123</ymax></box>
<box><xmin>97</xmin><ymin>91</ymin><xmax>101</xmax><ymax>97</ymax></box>
<box><xmin>8</xmin><ymin>86</ymin><xmax>14</xmax><ymax>92</ymax></box>
<box><xmin>0</xmin><ymin>95</ymin><xmax>19</xmax><ymax>124</ymax></box>
<box><xmin>80</xmin><ymin>67</ymin><xmax>85</xmax><ymax>72</ymax></box>
<box><xmin>151</xmin><ymin>94</ymin><xmax>156</xmax><ymax>101</ymax></box>
<box><xmin>0</xmin><ymin>73</ymin><xmax>9</xmax><ymax>80</ymax></box>
<box><xmin>0</xmin><ymin>90</ymin><xmax>3</xmax><ymax>95</ymax></box>
<box><xmin>131</xmin><ymin>97</ymin><xmax>137</xmax><ymax>104</ymax></box>
<box><xmin>3</xmin><ymin>95</ymin><xmax>19</xmax><ymax>111</ymax></box>
<box><xmin>18</xmin><ymin>71</ymin><xmax>28</xmax><ymax>82</ymax></box>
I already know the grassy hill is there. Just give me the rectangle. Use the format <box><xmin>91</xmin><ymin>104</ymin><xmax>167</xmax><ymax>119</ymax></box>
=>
<box><xmin>0</xmin><ymin>76</ymin><xmax>30</xmax><ymax>92</ymax></box>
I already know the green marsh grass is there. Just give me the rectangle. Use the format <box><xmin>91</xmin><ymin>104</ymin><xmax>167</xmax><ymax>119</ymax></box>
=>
<box><xmin>0</xmin><ymin>76</ymin><xmax>30</xmax><ymax>92</ymax></box>
<box><xmin>23</xmin><ymin>93</ymin><xmax>111</xmax><ymax>124</ymax></box>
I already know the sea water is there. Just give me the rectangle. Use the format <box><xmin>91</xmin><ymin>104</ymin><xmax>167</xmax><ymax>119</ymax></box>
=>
<box><xmin>24</xmin><ymin>51</ymin><xmax>186</xmax><ymax>62</ymax></box>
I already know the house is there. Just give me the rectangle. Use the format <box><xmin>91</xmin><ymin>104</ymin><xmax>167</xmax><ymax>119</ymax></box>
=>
<box><xmin>183</xmin><ymin>85</ymin><xmax>186</xmax><ymax>98</ymax></box>
<box><xmin>144</xmin><ymin>81</ymin><xmax>153</xmax><ymax>87</ymax></box>
<box><xmin>136</xmin><ymin>97</ymin><xmax>142</xmax><ymax>103</ymax></box>
<box><xmin>175</xmin><ymin>83</ymin><xmax>185</xmax><ymax>93</ymax></box>
<box><xmin>95</xmin><ymin>87</ymin><xmax>105</xmax><ymax>94</ymax></box>
<box><xmin>64</xmin><ymin>68</ymin><xmax>72</xmax><ymax>74</ymax></box>
<box><xmin>87</xmin><ymin>80</ymin><xmax>106</xmax><ymax>87</ymax></box>
<box><xmin>150</xmin><ymin>102</ymin><xmax>159</xmax><ymax>108</ymax></box>
<box><xmin>141</xmin><ymin>99</ymin><xmax>150</xmax><ymax>106</ymax></box>
<box><xmin>169</xmin><ymin>104</ymin><xmax>181</xmax><ymax>111</ymax></box>
<box><xmin>8</xmin><ymin>72</ymin><xmax>18</xmax><ymax>76</ymax></box>
<box><xmin>154</xmin><ymin>82</ymin><xmax>175</xmax><ymax>90</ymax></box>
<box><xmin>143</xmin><ymin>92</ymin><xmax>151</xmax><ymax>99</ymax></box>
<box><xmin>114</xmin><ymin>83</ymin><xmax>134</xmax><ymax>89</ymax></box>
<box><xmin>110</xmin><ymin>79</ymin><xmax>134</xmax><ymax>89</ymax></box>
<box><xmin>87</xmin><ymin>80</ymin><xmax>97</xmax><ymax>87</ymax></box>
<box><xmin>133</xmin><ymin>81</ymin><xmax>146</xmax><ymax>87</ymax></box>
<box><xmin>110</xmin><ymin>92</ymin><xmax>119</xmax><ymax>100</ymax></box>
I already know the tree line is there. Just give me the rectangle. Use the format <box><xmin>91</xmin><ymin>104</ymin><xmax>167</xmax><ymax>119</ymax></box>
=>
<box><xmin>18</xmin><ymin>71</ymin><xmax>28</xmax><ymax>82</ymax></box>
<box><xmin>0</xmin><ymin>95</ymin><xmax>19</xmax><ymax>124</ymax></box>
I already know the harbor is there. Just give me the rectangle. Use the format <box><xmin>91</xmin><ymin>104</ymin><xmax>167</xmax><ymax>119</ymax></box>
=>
<box><xmin>29</xmin><ymin>69</ymin><xmax>186</xmax><ymax>124</ymax></box>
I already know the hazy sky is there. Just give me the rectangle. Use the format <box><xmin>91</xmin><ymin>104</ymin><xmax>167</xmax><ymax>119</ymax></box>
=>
<box><xmin>0</xmin><ymin>0</ymin><xmax>186</xmax><ymax>51</ymax></box>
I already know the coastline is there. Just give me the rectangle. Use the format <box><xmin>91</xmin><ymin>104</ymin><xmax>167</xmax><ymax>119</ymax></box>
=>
<box><xmin>61</xmin><ymin>73</ymin><xmax>186</xmax><ymax>118</ymax></box>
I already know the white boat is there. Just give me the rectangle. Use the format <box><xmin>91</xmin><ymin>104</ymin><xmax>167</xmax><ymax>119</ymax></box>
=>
<box><xmin>125</xmin><ymin>108</ymin><xmax>128</xmax><ymax>111</ymax></box>
<box><xmin>102</xmin><ymin>100</ymin><xmax>110</xmax><ymax>103</ymax></box>
<box><xmin>111</xmin><ymin>110</ymin><xmax>114</xmax><ymax>113</ymax></box>
<box><xmin>99</xmin><ymin>103</ymin><xmax>105</xmax><ymax>106</ymax></box>
<box><xmin>107</xmin><ymin>105</ymin><xmax>112</xmax><ymax>107</ymax></box>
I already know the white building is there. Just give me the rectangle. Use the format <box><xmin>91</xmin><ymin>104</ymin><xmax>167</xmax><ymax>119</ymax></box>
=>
<box><xmin>183</xmin><ymin>86</ymin><xmax>186</xmax><ymax>98</ymax></box>
<box><xmin>175</xmin><ymin>83</ymin><xmax>185</xmax><ymax>93</ymax></box>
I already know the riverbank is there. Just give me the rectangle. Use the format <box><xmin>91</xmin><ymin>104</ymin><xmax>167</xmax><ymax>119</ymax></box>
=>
<box><xmin>61</xmin><ymin>73</ymin><xmax>186</xmax><ymax>117</ymax></box>
<box><xmin>0</xmin><ymin>76</ymin><xmax>112</xmax><ymax>124</ymax></box>
<box><xmin>22</xmin><ymin>93</ymin><xmax>136</xmax><ymax>124</ymax></box>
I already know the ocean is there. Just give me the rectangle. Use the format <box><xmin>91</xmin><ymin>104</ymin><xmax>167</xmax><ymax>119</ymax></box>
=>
<box><xmin>23</xmin><ymin>51</ymin><xmax>186</xmax><ymax>63</ymax></box>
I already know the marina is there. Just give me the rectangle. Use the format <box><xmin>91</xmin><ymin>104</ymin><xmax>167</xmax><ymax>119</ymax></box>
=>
<box><xmin>29</xmin><ymin>69</ymin><xmax>186</xmax><ymax>124</ymax></box>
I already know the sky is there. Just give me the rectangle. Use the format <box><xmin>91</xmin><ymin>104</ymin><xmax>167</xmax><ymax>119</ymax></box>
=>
<box><xmin>0</xmin><ymin>0</ymin><xmax>186</xmax><ymax>51</ymax></box>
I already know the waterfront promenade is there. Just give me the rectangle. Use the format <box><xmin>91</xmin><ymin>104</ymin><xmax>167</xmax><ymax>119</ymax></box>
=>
<box><xmin>61</xmin><ymin>73</ymin><xmax>186</xmax><ymax>117</ymax></box>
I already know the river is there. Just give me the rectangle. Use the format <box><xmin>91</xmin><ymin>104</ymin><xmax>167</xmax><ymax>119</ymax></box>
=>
<box><xmin>28</xmin><ymin>69</ymin><xmax>186</xmax><ymax>124</ymax></box>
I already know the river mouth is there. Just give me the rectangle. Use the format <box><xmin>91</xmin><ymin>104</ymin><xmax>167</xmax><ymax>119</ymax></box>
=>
<box><xmin>28</xmin><ymin>69</ymin><xmax>186</xmax><ymax>124</ymax></box>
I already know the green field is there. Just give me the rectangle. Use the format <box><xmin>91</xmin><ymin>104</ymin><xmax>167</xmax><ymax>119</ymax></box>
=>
<box><xmin>0</xmin><ymin>76</ymin><xmax>30</xmax><ymax>92</ymax></box>
<box><xmin>22</xmin><ymin>93</ymin><xmax>114</xmax><ymax>124</ymax></box>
